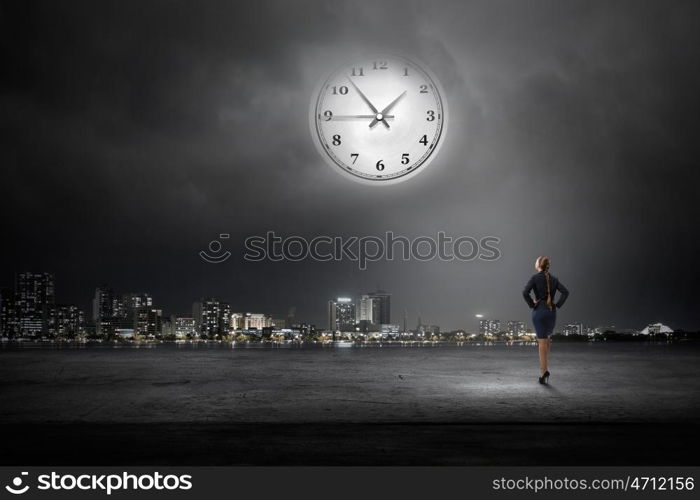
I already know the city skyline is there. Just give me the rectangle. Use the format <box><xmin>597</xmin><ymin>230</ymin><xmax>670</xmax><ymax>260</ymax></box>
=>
<box><xmin>0</xmin><ymin>270</ymin><xmax>681</xmax><ymax>338</ymax></box>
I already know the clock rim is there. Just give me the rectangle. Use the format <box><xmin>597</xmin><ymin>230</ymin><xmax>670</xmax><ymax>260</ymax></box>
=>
<box><xmin>309</xmin><ymin>53</ymin><xmax>448</xmax><ymax>186</ymax></box>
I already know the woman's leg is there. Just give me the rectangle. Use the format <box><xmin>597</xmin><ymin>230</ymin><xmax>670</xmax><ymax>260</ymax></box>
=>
<box><xmin>548</xmin><ymin>310</ymin><xmax>556</xmax><ymax>356</ymax></box>
<box><xmin>537</xmin><ymin>339</ymin><xmax>548</xmax><ymax>375</ymax></box>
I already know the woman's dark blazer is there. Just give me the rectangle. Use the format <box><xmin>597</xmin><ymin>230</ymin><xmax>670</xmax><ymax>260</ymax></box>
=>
<box><xmin>522</xmin><ymin>272</ymin><xmax>569</xmax><ymax>309</ymax></box>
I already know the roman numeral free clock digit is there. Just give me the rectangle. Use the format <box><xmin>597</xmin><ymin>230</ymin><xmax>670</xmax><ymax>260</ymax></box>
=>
<box><xmin>310</xmin><ymin>54</ymin><xmax>447</xmax><ymax>184</ymax></box>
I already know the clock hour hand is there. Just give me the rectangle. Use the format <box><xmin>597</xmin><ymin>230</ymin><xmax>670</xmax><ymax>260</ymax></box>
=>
<box><xmin>347</xmin><ymin>77</ymin><xmax>390</xmax><ymax>130</ymax></box>
<box><xmin>370</xmin><ymin>90</ymin><xmax>407</xmax><ymax>129</ymax></box>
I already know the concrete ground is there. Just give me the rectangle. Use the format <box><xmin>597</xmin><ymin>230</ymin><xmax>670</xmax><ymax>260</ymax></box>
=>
<box><xmin>1</xmin><ymin>342</ymin><xmax>699</xmax><ymax>464</ymax></box>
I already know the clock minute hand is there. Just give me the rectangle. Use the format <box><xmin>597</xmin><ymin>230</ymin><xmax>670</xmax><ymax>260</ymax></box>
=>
<box><xmin>347</xmin><ymin>78</ymin><xmax>378</xmax><ymax>113</ymax></box>
<box><xmin>347</xmin><ymin>77</ymin><xmax>390</xmax><ymax>130</ymax></box>
<box><xmin>370</xmin><ymin>90</ymin><xmax>407</xmax><ymax>129</ymax></box>
<box><xmin>331</xmin><ymin>114</ymin><xmax>395</xmax><ymax>121</ymax></box>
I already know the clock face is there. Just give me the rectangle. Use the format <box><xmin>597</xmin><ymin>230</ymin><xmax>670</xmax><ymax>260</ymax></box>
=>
<box><xmin>310</xmin><ymin>54</ymin><xmax>447</xmax><ymax>184</ymax></box>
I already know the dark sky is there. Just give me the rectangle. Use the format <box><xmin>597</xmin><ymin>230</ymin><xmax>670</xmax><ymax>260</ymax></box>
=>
<box><xmin>2</xmin><ymin>0</ymin><xmax>700</xmax><ymax>330</ymax></box>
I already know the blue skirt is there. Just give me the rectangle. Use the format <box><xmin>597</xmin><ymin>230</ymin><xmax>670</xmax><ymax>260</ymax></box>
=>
<box><xmin>532</xmin><ymin>304</ymin><xmax>556</xmax><ymax>339</ymax></box>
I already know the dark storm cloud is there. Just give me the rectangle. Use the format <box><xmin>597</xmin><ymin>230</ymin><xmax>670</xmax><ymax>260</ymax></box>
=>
<box><xmin>1</xmin><ymin>0</ymin><xmax>699</xmax><ymax>329</ymax></box>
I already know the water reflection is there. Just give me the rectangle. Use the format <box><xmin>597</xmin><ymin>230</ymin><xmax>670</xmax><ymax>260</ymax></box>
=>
<box><xmin>0</xmin><ymin>339</ymin><xmax>548</xmax><ymax>350</ymax></box>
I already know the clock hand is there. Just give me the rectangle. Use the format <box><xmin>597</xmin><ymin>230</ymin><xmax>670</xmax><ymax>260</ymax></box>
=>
<box><xmin>347</xmin><ymin>77</ymin><xmax>390</xmax><ymax>130</ymax></box>
<box><xmin>347</xmin><ymin>78</ymin><xmax>378</xmax><ymax>113</ymax></box>
<box><xmin>369</xmin><ymin>90</ymin><xmax>407</xmax><ymax>129</ymax></box>
<box><xmin>330</xmin><ymin>114</ymin><xmax>395</xmax><ymax>121</ymax></box>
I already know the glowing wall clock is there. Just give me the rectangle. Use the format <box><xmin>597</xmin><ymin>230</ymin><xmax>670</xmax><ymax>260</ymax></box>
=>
<box><xmin>310</xmin><ymin>54</ymin><xmax>447</xmax><ymax>184</ymax></box>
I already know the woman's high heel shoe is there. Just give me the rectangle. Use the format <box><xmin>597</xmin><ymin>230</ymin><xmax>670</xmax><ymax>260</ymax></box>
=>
<box><xmin>538</xmin><ymin>370</ymin><xmax>550</xmax><ymax>384</ymax></box>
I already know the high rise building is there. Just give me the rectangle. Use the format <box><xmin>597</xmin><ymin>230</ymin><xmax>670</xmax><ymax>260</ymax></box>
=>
<box><xmin>193</xmin><ymin>298</ymin><xmax>230</xmax><ymax>338</ymax></box>
<box><xmin>479</xmin><ymin>319</ymin><xmax>501</xmax><ymax>336</ymax></box>
<box><xmin>328</xmin><ymin>297</ymin><xmax>356</xmax><ymax>331</ymax></box>
<box><xmin>4</xmin><ymin>276</ymin><xmax>83</xmax><ymax>339</ymax></box>
<box><xmin>122</xmin><ymin>293</ymin><xmax>153</xmax><ymax>311</ymax></box>
<box><xmin>356</xmin><ymin>290</ymin><xmax>391</xmax><ymax>331</ymax></box>
<box><xmin>563</xmin><ymin>323</ymin><xmax>584</xmax><ymax>336</ymax></box>
<box><xmin>135</xmin><ymin>308</ymin><xmax>162</xmax><ymax>337</ymax></box>
<box><xmin>16</xmin><ymin>272</ymin><xmax>55</xmax><ymax>337</ymax></box>
<box><xmin>173</xmin><ymin>316</ymin><xmax>196</xmax><ymax>338</ymax></box>
<box><xmin>285</xmin><ymin>306</ymin><xmax>296</xmax><ymax>329</ymax></box>
<box><xmin>230</xmin><ymin>312</ymin><xmax>272</xmax><ymax>330</ymax></box>
<box><xmin>161</xmin><ymin>316</ymin><xmax>172</xmax><ymax>337</ymax></box>
<box><xmin>230</xmin><ymin>312</ymin><xmax>244</xmax><ymax>330</ymax></box>
<box><xmin>506</xmin><ymin>320</ymin><xmax>525</xmax><ymax>337</ymax></box>
<box><xmin>118</xmin><ymin>292</ymin><xmax>154</xmax><ymax>332</ymax></box>
<box><xmin>367</xmin><ymin>290</ymin><xmax>391</xmax><ymax>324</ymax></box>
<box><xmin>51</xmin><ymin>304</ymin><xmax>84</xmax><ymax>337</ymax></box>
<box><xmin>112</xmin><ymin>292</ymin><xmax>152</xmax><ymax>321</ymax></box>
<box><xmin>247</xmin><ymin>313</ymin><xmax>271</xmax><ymax>329</ymax></box>
<box><xmin>93</xmin><ymin>287</ymin><xmax>155</xmax><ymax>336</ymax></box>
<box><xmin>357</xmin><ymin>295</ymin><xmax>375</xmax><ymax>332</ymax></box>
<box><xmin>92</xmin><ymin>285</ymin><xmax>114</xmax><ymax>322</ymax></box>
<box><xmin>92</xmin><ymin>285</ymin><xmax>115</xmax><ymax>335</ymax></box>
<box><xmin>357</xmin><ymin>295</ymin><xmax>375</xmax><ymax>323</ymax></box>
<box><xmin>0</xmin><ymin>288</ymin><xmax>18</xmax><ymax>338</ymax></box>
<box><xmin>111</xmin><ymin>294</ymin><xmax>127</xmax><ymax>320</ymax></box>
